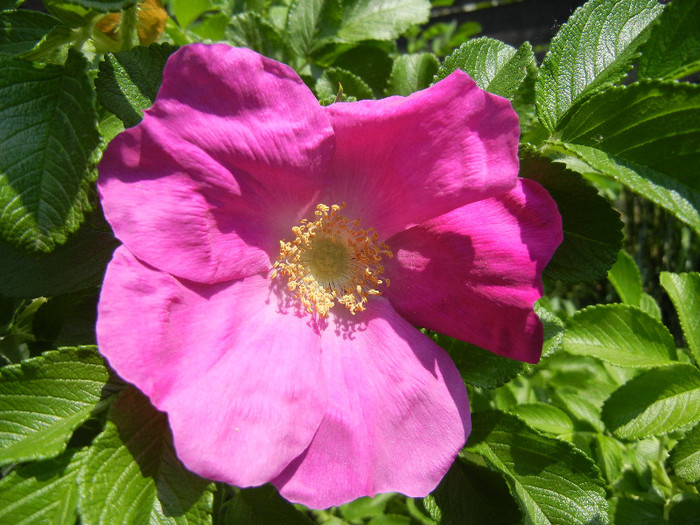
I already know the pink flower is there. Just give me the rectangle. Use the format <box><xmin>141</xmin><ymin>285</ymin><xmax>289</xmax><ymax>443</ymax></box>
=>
<box><xmin>96</xmin><ymin>43</ymin><xmax>562</xmax><ymax>509</ymax></box>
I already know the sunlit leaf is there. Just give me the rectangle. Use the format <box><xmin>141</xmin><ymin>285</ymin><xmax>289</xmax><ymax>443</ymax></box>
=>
<box><xmin>660</xmin><ymin>272</ymin><xmax>700</xmax><ymax>363</ymax></box>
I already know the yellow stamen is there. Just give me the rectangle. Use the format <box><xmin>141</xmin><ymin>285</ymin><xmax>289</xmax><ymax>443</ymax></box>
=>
<box><xmin>272</xmin><ymin>203</ymin><xmax>392</xmax><ymax>317</ymax></box>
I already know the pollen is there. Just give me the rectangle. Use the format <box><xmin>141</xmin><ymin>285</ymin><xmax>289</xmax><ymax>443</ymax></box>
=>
<box><xmin>272</xmin><ymin>203</ymin><xmax>393</xmax><ymax>317</ymax></box>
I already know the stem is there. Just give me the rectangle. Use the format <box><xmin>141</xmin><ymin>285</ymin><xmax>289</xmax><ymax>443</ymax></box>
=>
<box><xmin>119</xmin><ymin>5</ymin><xmax>140</xmax><ymax>50</ymax></box>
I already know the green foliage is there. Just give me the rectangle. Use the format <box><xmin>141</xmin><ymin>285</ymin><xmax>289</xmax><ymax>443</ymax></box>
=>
<box><xmin>519</xmin><ymin>148</ymin><xmax>623</xmax><ymax>283</ymax></box>
<box><xmin>435</xmin><ymin>38</ymin><xmax>534</xmax><ymax>100</ymax></box>
<box><xmin>562</xmin><ymin>304</ymin><xmax>676</xmax><ymax>367</ymax></box>
<box><xmin>661</xmin><ymin>271</ymin><xmax>700</xmax><ymax>362</ymax></box>
<box><xmin>602</xmin><ymin>364</ymin><xmax>700</xmax><ymax>439</ymax></box>
<box><xmin>0</xmin><ymin>347</ymin><xmax>119</xmax><ymax>465</ymax></box>
<box><xmin>223</xmin><ymin>485</ymin><xmax>314</xmax><ymax>525</ymax></box>
<box><xmin>387</xmin><ymin>52</ymin><xmax>439</xmax><ymax>96</ymax></box>
<box><xmin>536</xmin><ymin>0</ymin><xmax>662</xmax><ymax>131</ymax></box>
<box><xmin>670</xmin><ymin>421</ymin><xmax>700</xmax><ymax>483</ymax></box>
<box><xmin>78</xmin><ymin>387</ymin><xmax>214</xmax><ymax>525</ymax></box>
<box><xmin>95</xmin><ymin>43</ymin><xmax>177</xmax><ymax>127</ymax></box>
<box><xmin>0</xmin><ymin>51</ymin><xmax>100</xmax><ymax>253</ymax></box>
<box><xmin>0</xmin><ymin>10</ymin><xmax>63</xmax><ymax>57</ymax></box>
<box><xmin>638</xmin><ymin>0</ymin><xmax>700</xmax><ymax>80</ymax></box>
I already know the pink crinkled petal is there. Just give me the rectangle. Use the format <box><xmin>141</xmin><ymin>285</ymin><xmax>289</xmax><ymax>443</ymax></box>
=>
<box><xmin>98</xmin><ymin>44</ymin><xmax>334</xmax><ymax>284</ymax></box>
<box><xmin>383</xmin><ymin>178</ymin><xmax>562</xmax><ymax>363</ymax></box>
<box><xmin>322</xmin><ymin>70</ymin><xmax>520</xmax><ymax>240</ymax></box>
<box><xmin>272</xmin><ymin>298</ymin><xmax>470</xmax><ymax>509</ymax></box>
<box><xmin>97</xmin><ymin>246</ymin><xmax>327</xmax><ymax>486</ymax></box>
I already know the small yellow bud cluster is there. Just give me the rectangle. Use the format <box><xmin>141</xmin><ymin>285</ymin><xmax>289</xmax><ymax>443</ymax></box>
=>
<box><xmin>272</xmin><ymin>204</ymin><xmax>393</xmax><ymax>317</ymax></box>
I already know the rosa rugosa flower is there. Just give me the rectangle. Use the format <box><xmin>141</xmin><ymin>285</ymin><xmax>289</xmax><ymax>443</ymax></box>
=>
<box><xmin>97</xmin><ymin>43</ymin><xmax>562</xmax><ymax>509</ymax></box>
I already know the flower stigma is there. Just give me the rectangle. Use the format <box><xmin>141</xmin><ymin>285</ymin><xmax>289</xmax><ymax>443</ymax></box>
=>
<box><xmin>272</xmin><ymin>204</ymin><xmax>393</xmax><ymax>317</ymax></box>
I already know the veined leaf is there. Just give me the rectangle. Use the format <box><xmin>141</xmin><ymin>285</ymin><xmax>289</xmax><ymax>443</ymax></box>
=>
<box><xmin>435</xmin><ymin>38</ymin><xmax>534</xmax><ymax>100</ymax></box>
<box><xmin>0</xmin><ymin>51</ymin><xmax>100</xmax><ymax>253</ymax></box>
<box><xmin>670</xmin><ymin>421</ymin><xmax>700</xmax><ymax>483</ymax></box>
<box><xmin>660</xmin><ymin>272</ymin><xmax>700</xmax><ymax>363</ymax></box>
<box><xmin>0</xmin><ymin>347</ymin><xmax>119</xmax><ymax>466</ymax></box>
<box><xmin>0</xmin><ymin>10</ymin><xmax>63</xmax><ymax>57</ymax></box>
<box><xmin>316</xmin><ymin>66</ymin><xmax>373</xmax><ymax>101</ymax></box>
<box><xmin>78</xmin><ymin>387</ymin><xmax>214</xmax><ymax>525</ymax></box>
<box><xmin>0</xmin><ymin>447</ymin><xmax>86</xmax><ymax>525</ymax></box>
<box><xmin>171</xmin><ymin>0</ymin><xmax>212</xmax><ymax>29</ymax></box>
<box><xmin>509</xmin><ymin>403</ymin><xmax>575</xmax><ymax>436</ymax></box>
<box><xmin>608</xmin><ymin>250</ymin><xmax>643</xmax><ymax>307</ymax></box>
<box><xmin>562</xmin><ymin>304</ymin><xmax>676</xmax><ymax>368</ymax></box>
<box><xmin>544</xmin><ymin>142</ymin><xmax>700</xmax><ymax>237</ymax></box>
<box><xmin>558</xmin><ymin>81</ymin><xmax>700</xmax><ymax>192</ymax></box>
<box><xmin>388</xmin><ymin>52</ymin><xmax>439</xmax><ymax>96</ymax></box>
<box><xmin>467</xmin><ymin>411</ymin><xmax>608</xmax><ymax>525</ymax></box>
<box><xmin>602</xmin><ymin>364</ymin><xmax>700</xmax><ymax>439</ymax></box>
<box><xmin>337</xmin><ymin>0</ymin><xmax>429</xmax><ymax>42</ymax></box>
<box><xmin>95</xmin><ymin>43</ymin><xmax>176</xmax><ymax>128</ymax></box>
<box><xmin>638</xmin><ymin>0</ymin><xmax>700</xmax><ymax>80</ymax></box>
<box><xmin>285</xmin><ymin>0</ymin><xmax>326</xmax><ymax>56</ymax></box>
<box><xmin>58</xmin><ymin>0</ymin><xmax>135</xmax><ymax>12</ymax></box>
<box><xmin>520</xmin><ymin>148</ymin><xmax>623</xmax><ymax>283</ymax></box>
<box><xmin>536</xmin><ymin>0</ymin><xmax>662</xmax><ymax>130</ymax></box>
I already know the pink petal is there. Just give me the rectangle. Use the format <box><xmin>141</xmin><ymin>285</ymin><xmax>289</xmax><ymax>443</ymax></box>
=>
<box><xmin>383</xmin><ymin>179</ymin><xmax>563</xmax><ymax>363</ymax></box>
<box><xmin>98</xmin><ymin>44</ymin><xmax>334</xmax><ymax>284</ymax></box>
<box><xmin>273</xmin><ymin>298</ymin><xmax>470</xmax><ymax>509</ymax></box>
<box><xmin>97</xmin><ymin>246</ymin><xmax>327</xmax><ymax>486</ymax></box>
<box><xmin>322</xmin><ymin>70</ymin><xmax>519</xmax><ymax>240</ymax></box>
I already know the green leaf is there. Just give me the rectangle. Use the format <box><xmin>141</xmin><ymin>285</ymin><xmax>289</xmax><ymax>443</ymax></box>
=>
<box><xmin>608</xmin><ymin>250</ymin><xmax>643</xmax><ymax>306</ymax></box>
<box><xmin>171</xmin><ymin>0</ymin><xmax>213</xmax><ymax>29</ymax></box>
<box><xmin>225</xmin><ymin>12</ymin><xmax>288</xmax><ymax>61</ymax></box>
<box><xmin>0</xmin><ymin>347</ymin><xmax>118</xmax><ymax>466</ymax></box>
<box><xmin>519</xmin><ymin>148</ymin><xmax>623</xmax><ymax>282</ymax></box>
<box><xmin>337</xmin><ymin>0</ymin><xmax>430</xmax><ymax>42</ymax></box>
<box><xmin>545</xmin><ymin>142</ymin><xmax>700</xmax><ymax>237</ymax></box>
<box><xmin>0</xmin><ymin>9</ymin><xmax>63</xmax><ymax>57</ymax></box>
<box><xmin>433</xmin><ymin>333</ymin><xmax>526</xmax><ymax>389</ymax></box>
<box><xmin>611</xmin><ymin>497</ymin><xmax>664</xmax><ymax>525</ymax></box>
<box><xmin>670</xmin><ymin>421</ymin><xmax>700</xmax><ymax>483</ymax></box>
<box><xmin>95</xmin><ymin>43</ymin><xmax>177</xmax><ymax>128</ymax></box>
<box><xmin>423</xmin><ymin>458</ymin><xmax>521</xmax><ymax>525</ymax></box>
<box><xmin>509</xmin><ymin>403</ymin><xmax>575</xmax><ymax>436</ymax></box>
<box><xmin>660</xmin><ymin>272</ymin><xmax>700</xmax><ymax>363</ymax></box>
<box><xmin>58</xmin><ymin>0</ymin><xmax>135</xmax><ymax>12</ymax></box>
<box><xmin>0</xmin><ymin>220</ymin><xmax>118</xmax><ymax>298</ymax></box>
<box><xmin>593</xmin><ymin>434</ymin><xmax>626</xmax><ymax>483</ymax></box>
<box><xmin>78</xmin><ymin>386</ymin><xmax>214</xmax><ymax>525</ymax></box>
<box><xmin>435</xmin><ymin>38</ymin><xmax>534</xmax><ymax>100</ymax></box>
<box><xmin>332</xmin><ymin>43</ymin><xmax>393</xmax><ymax>96</ymax></box>
<box><xmin>224</xmin><ymin>485</ymin><xmax>314</xmax><ymax>525</ymax></box>
<box><xmin>316</xmin><ymin>66</ymin><xmax>373</xmax><ymax>100</ymax></box>
<box><xmin>638</xmin><ymin>0</ymin><xmax>700</xmax><ymax>80</ymax></box>
<box><xmin>0</xmin><ymin>447</ymin><xmax>86</xmax><ymax>525</ymax></box>
<box><xmin>562</xmin><ymin>304</ymin><xmax>676</xmax><ymax>368</ymax></box>
<box><xmin>340</xmin><ymin>493</ymin><xmax>394</xmax><ymax>521</ymax></box>
<box><xmin>387</xmin><ymin>52</ymin><xmax>439</xmax><ymax>96</ymax></box>
<box><xmin>553</xmin><ymin>388</ymin><xmax>606</xmax><ymax>433</ymax></box>
<box><xmin>536</xmin><ymin>0</ymin><xmax>663</xmax><ymax>131</ymax></box>
<box><xmin>669</xmin><ymin>495</ymin><xmax>700</xmax><ymax>525</ymax></box>
<box><xmin>467</xmin><ymin>411</ymin><xmax>608</xmax><ymax>525</ymax></box>
<box><xmin>535</xmin><ymin>299</ymin><xmax>566</xmax><ymax>359</ymax></box>
<box><xmin>602</xmin><ymin>364</ymin><xmax>700</xmax><ymax>439</ymax></box>
<box><xmin>0</xmin><ymin>51</ymin><xmax>100</xmax><ymax>253</ymax></box>
<box><xmin>285</xmin><ymin>0</ymin><xmax>326</xmax><ymax>56</ymax></box>
<box><xmin>558</xmin><ymin>81</ymin><xmax>700</xmax><ymax>192</ymax></box>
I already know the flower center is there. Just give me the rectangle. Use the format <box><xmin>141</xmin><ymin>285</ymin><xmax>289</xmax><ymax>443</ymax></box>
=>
<box><xmin>272</xmin><ymin>204</ymin><xmax>392</xmax><ymax>317</ymax></box>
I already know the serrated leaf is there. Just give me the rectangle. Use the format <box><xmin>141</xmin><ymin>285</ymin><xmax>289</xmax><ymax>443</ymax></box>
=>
<box><xmin>558</xmin><ymin>81</ymin><xmax>700</xmax><ymax>192</ymax></box>
<box><xmin>316</xmin><ymin>66</ymin><xmax>373</xmax><ymax>100</ymax></box>
<box><xmin>435</xmin><ymin>38</ymin><xmax>534</xmax><ymax>100</ymax></box>
<box><xmin>602</xmin><ymin>364</ymin><xmax>700</xmax><ymax>439</ymax></box>
<box><xmin>562</xmin><ymin>304</ymin><xmax>676</xmax><ymax>368</ymax></box>
<box><xmin>593</xmin><ymin>434</ymin><xmax>626</xmax><ymax>483</ymax></box>
<box><xmin>519</xmin><ymin>148</ymin><xmax>623</xmax><ymax>282</ymax></box>
<box><xmin>0</xmin><ymin>9</ymin><xmax>63</xmax><ymax>57</ymax></box>
<box><xmin>285</xmin><ymin>0</ymin><xmax>325</xmax><ymax>56</ymax></box>
<box><xmin>337</xmin><ymin>0</ymin><xmax>430</xmax><ymax>42</ymax></box>
<box><xmin>423</xmin><ymin>459</ymin><xmax>521</xmax><ymax>525</ymax></box>
<box><xmin>224</xmin><ymin>485</ymin><xmax>314</xmax><ymax>525</ymax></box>
<box><xmin>553</xmin><ymin>388</ymin><xmax>606</xmax><ymax>433</ymax></box>
<box><xmin>509</xmin><ymin>403</ymin><xmax>575</xmax><ymax>436</ymax></box>
<box><xmin>608</xmin><ymin>250</ymin><xmax>643</xmax><ymax>306</ymax></box>
<box><xmin>536</xmin><ymin>0</ymin><xmax>662</xmax><ymax>131</ymax></box>
<box><xmin>332</xmin><ymin>44</ymin><xmax>393</xmax><ymax>96</ymax></box>
<box><xmin>225</xmin><ymin>12</ymin><xmax>288</xmax><ymax>61</ymax></box>
<box><xmin>467</xmin><ymin>411</ymin><xmax>608</xmax><ymax>525</ymax></box>
<box><xmin>0</xmin><ymin>447</ymin><xmax>86</xmax><ymax>525</ymax></box>
<box><xmin>78</xmin><ymin>386</ymin><xmax>214</xmax><ymax>525</ymax></box>
<box><xmin>95</xmin><ymin>43</ymin><xmax>176</xmax><ymax>128</ymax></box>
<box><xmin>545</xmin><ymin>142</ymin><xmax>700</xmax><ymax>237</ymax></box>
<box><xmin>0</xmin><ymin>51</ymin><xmax>100</xmax><ymax>253</ymax></box>
<box><xmin>0</xmin><ymin>347</ymin><xmax>118</xmax><ymax>465</ymax></box>
<box><xmin>0</xmin><ymin>220</ymin><xmax>118</xmax><ymax>298</ymax></box>
<box><xmin>660</xmin><ymin>272</ymin><xmax>700</xmax><ymax>363</ymax></box>
<box><xmin>387</xmin><ymin>52</ymin><xmax>439</xmax><ymax>96</ymax></box>
<box><xmin>638</xmin><ymin>0</ymin><xmax>700</xmax><ymax>80</ymax></box>
<box><xmin>670</xmin><ymin>421</ymin><xmax>700</xmax><ymax>483</ymax></box>
<box><xmin>433</xmin><ymin>333</ymin><xmax>526</xmax><ymax>389</ymax></box>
